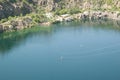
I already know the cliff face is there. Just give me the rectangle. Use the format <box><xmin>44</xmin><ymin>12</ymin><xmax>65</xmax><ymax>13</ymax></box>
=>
<box><xmin>33</xmin><ymin>0</ymin><xmax>120</xmax><ymax>9</ymax></box>
<box><xmin>0</xmin><ymin>0</ymin><xmax>120</xmax><ymax>33</ymax></box>
<box><xmin>0</xmin><ymin>0</ymin><xmax>120</xmax><ymax>19</ymax></box>
<box><xmin>0</xmin><ymin>1</ymin><xmax>33</xmax><ymax>19</ymax></box>
<box><xmin>49</xmin><ymin>0</ymin><xmax>120</xmax><ymax>10</ymax></box>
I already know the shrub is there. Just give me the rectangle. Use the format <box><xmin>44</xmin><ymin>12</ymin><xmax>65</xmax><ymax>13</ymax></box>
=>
<box><xmin>0</xmin><ymin>18</ymin><xmax>8</xmax><ymax>23</ymax></box>
<box><xmin>55</xmin><ymin>9</ymin><xmax>68</xmax><ymax>15</ymax></box>
<box><xmin>69</xmin><ymin>8</ymin><xmax>81</xmax><ymax>14</ymax></box>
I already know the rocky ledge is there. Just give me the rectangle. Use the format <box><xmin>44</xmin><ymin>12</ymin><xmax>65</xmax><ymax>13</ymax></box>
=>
<box><xmin>0</xmin><ymin>17</ymin><xmax>33</xmax><ymax>33</ymax></box>
<box><xmin>0</xmin><ymin>10</ymin><xmax>120</xmax><ymax>33</ymax></box>
<box><xmin>54</xmin><ymin>11</ymin><xmax>120</xmax><ymax>23</ymax></box>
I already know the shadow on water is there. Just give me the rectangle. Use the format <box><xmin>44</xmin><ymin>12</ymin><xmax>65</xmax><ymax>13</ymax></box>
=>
<box><xmin>0</xmin><ymin>20</ymin><xmax>120</xmax><ymax>55</ymax></box>
<box><xmin>0</xmin><ymin>26</ymin><xmax>53</xmax><ymax>55</ymax></box>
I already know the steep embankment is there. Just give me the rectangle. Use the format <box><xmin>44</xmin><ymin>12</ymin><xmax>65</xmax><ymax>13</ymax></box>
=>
<box><xmin>0</xmin><ymin>0</ymin><xmax>120</xmax><ymax>33</ymax></box>
<box><xmin>0</xmin><ymin>0</ymin><xmax>33</xmax><ymax>19</ymax></box>
<box><xmin>0</xmin><ymin>0</ymin><xmax>120</xmax><ymax>19</ymax></box>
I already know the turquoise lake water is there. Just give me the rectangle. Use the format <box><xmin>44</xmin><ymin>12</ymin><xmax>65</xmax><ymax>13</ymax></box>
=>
<box><xmin>0</xmin><ymin>20</ymin><xmax>120</xmax><ymax>80</ymax></box>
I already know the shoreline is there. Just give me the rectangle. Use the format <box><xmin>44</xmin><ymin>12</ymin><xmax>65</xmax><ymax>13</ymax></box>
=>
<box><xmin>0</xmin><ymin>10</ymin><xmax>120</xmax><ymax>33</ymax></box>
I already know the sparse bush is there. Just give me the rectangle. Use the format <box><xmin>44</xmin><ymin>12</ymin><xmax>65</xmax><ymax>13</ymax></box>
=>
<box><xmin>69</xmin><ymin>8</ymin><xmax>81</xmax><ymax>14</ymax></box>
<box><xmin>55</xmin><ymin>9</ymin><xmax>68</xmax><ymax>15</ymax></box>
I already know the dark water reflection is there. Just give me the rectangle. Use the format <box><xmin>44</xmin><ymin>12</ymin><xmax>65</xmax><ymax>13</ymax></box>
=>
<box><xmin>0</xmin><ymin>20</ymin><xmax>120</xmax><ymax>80</ymax></box>
<box><xmin>0</xmin><ymin>27</ymin><xmax>53</xmax><ymax>54</ymax></box>
<box><xmin>1</xmin><ymin>20</ymin><xmax>120</xmax><ymax>55</ymax></box>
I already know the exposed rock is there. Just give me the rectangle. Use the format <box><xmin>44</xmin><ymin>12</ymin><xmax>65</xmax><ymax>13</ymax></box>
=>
<box><xmin>10</xmin><ymin>17</ymin><xmax>32</xmax><ymax>30</ymax></box>
<box><xmin>102</xmin><ymin>4</ymin><xmax>112</xmax><ymax>10</ymax></box>
<box><xmin>83</xmin><ymin>2</ymin><xmax>91</xmax><ymax>9</ymax></box>
<box><xmin>56</xmin><ymin>16</ymin><xmax>64</xmax><ymax>22</ymax></box>
<box><xmin>3</xmin><ymin>25</ymin><xmax>13</xmax><ymax>31</ymax></box>
<box><xmin>81</xmin><ymin>11</ymin><xmax>90</xmax><ymax>19</ymax></box>
<box><xmin>73</xmin><ymin>13</ymin><xmax>82</xmax><ymax>19</ymax></box>
<box><xmin>0</xmin><ymin>1</ymin><xmax>32</xmax><ymax>19</ymax></box>
<box><xmin>11</xmin><ymin>20</ymin><xmax>24</xmax><ymax>30</ymax></box>
<box><xmin>22</xmin><ymin>17</ymin><xmax>33</xmax><ymax>28</ymax></box>
<box><xmin>45</xmin><ymin>13</ymin><xmax>53</xmax><ymax>19</ymax></box>
<box><xmin>116</xmin><ymin>1</ymin><xmax>120</xmax><ymax>8</ymax></box>
<box><xmin>40</xmin><ymin>22</ymin><xmax>51</xmax><ymax>26</ymax></box>
<box><xmin>64</xmin><ymin>17</ymin><xmax>74</xmax><ymax>22</ymax></box>
<box><xmin>61</xmin><ymin>14</ymin><xmax>70</xmax><ymax>18</ymax></box>
<box><xmin>0</xmin><ymin>0</ymin><xmax>120</xmax><ymax>20</ymax></box>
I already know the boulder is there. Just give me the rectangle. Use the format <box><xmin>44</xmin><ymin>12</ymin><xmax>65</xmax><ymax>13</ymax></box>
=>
<box><xmin>64</xmin><ymin>17</ymin><xmax>73</xmax><ymax>22</ymax></box>
<box><xmin>73</xmin><ymin>13</ymin><xmax>82</xmax><ymax>19</ymax></box>
<box><xmin>40</xmin><ymin>22</ymin><xmax>51</xmax><ymax>26</ymax></box>
<box><xmin>23</xmin><ymin>17</ymin><xmax>32</xmax><ymax>28</ymax></box>
<box><xmin>81</xmin><ymin>11</ymin><xmax>90</xmax><ymax>19</ymax></box>
<box><xmin>3</xmin><ymin>25</ymin><xmax>13</xmax><ymax>31</ymax></box>
<box><xmin>45</xmin><ymin>13</ymin><xmax>53</xmax><ymax>18</ymax></box>
<box><xmin>11</xmin><ymin>20</ymin><xmax>24</xmax><ymax>30</ymax></box>
<box><xmin>56</xmin><ymin>16</ymin><xmax>63</xmax><ymax>22</ymax></box>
